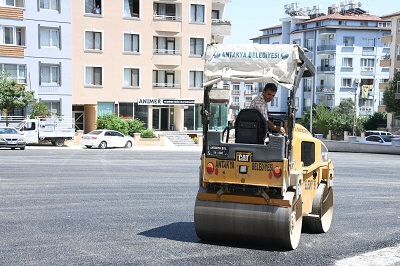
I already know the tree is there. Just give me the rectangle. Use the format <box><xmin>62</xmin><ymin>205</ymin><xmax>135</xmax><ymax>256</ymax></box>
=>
<box><xmin>29</xmin><ymin>102</ymin><xmax>51</xmax><ymax>118</ymax></box>
<box><xmin>382</xmin><ymin>72</ymin><xmax>400</xmax><ymax>115</ymax></box>
<box><xmin>0</xmin><ymin>73</ymin><xmax>35</xmax><ymax>125</ymax></box>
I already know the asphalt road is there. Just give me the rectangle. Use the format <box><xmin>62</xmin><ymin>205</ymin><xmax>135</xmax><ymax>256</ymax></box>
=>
<box><xmin>0</xmin><ymin>148</ymin><xmax>399</xmax><ymax>266</ymax></box>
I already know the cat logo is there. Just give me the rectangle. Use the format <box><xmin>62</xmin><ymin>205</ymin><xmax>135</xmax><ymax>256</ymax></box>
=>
<box><xmin>237</xmin><ymin>153</ymin><xmax>250</xmax><ymax>162</ymax></box>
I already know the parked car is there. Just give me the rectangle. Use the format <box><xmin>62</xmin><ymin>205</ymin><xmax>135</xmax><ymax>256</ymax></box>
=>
<box><xmin>0</xmin><ymin>127</ymin><xmax>26</xmax><ymax>150</ymax></box>
<box><xmin>365</xmin><ymin>130</ymin><xmax>392</xmax><ymax>136</ymax></box>
<box><xmin>81</xmin><ymin>129</ymin><xmax>133</xmax><ymax>149</ymax></box>
<box><xmin>358</xmin><ymin>135</ymin><xmax>396</xmax><ymax>145</ymax></box>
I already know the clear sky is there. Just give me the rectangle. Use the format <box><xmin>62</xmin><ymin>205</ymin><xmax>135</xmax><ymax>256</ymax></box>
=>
<box><xmin>224</xmin><ymin>0</ymin><xmax>400</xmax><ymax>44</ymax></box>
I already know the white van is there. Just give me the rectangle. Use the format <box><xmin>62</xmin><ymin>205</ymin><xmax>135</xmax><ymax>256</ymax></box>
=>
<box><xmin>365</xmin><ymin>130</ymin><xmax>392</xmax><ymax>136</ymax></box>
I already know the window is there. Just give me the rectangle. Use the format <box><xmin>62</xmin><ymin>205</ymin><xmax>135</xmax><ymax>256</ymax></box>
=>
<box><xmin>304</xmin><ymin>78</ymin><xmax>312</xmax><ymax>92</ymax></box>
<box><xmin>119</xmin><ymin>102</ymin><xmax>134</xmax><ymax>118</ymax></box>
<box><xmin>2</xmin><ymin>26</ymin><xmax>25</xmax><ymax>46</ymax></box>
<box><xmin>85</xmin><ymin>31</ymin><xmax>102</xmax><ymax>51</ymax></box>
<box><xmin>398</xmin><ymin>19</ymin><xmax>400</xmax><ymax>33</ymax></box>
<box><xmin>292</xmin><ymin>39</ymin><xmax>301</xmax><ymax>46</ymax></box>
<box><xmin>362</xmin><ymin>38</ymin><xmax>375</xmax><ymax>51</ymax></box>
<box><xmin>189</xmin><ymin>70</ymin><xmax>203</xmax><ymax>89</ymax></box>
<box><xmin>245</xmin><ymin>84</ymin><xmax>254</xmax><ymax>94</ymax></box>
<box><xmin>2</xmin><ymin>0</ymin><xmax>23</xmax><ymax>7</ymax></box>
<box><xmin>124</xmin><ymin>33</ymin><xmax>139</xmax><ymax>53</ymax></box>
<box><xmin>123</xmin><ymin>68</ymin><xmax>139</xmax><ymax>87</ymax></box>
<box><xmin>40</xmin><ymin>0</ymin><xmax>59</xmax><ymax>11</ymax></box>
<box><xmin>271</xmin><ymin>97</ymin><xmax>278</xmax><ymax>107</ymax></box>
<box><xmin>360</xmin><ymin>21</ymin><xmax>368</xmax><ymax>26</ymax></box>
<box><xmin>397</xmin><ymin>44</ymin><xmax>400</xmax><ymax>56</ymax></box>
<box><xmin>153</xmin><ymin>37</ymin><xmax>177</xmax><ymax>54</ymax></box>
<box><xmin>342</xmin><ymin>58</ymin><xmax>353</xmax><ymax>68</ymax></box>
<box><xmin>190</xmin><ymin>4</ymin><xmax>204</xmax><ymax>23</ymax></box>
<box><xmin>232</xmin><ymin>96</ymin><xmax>239</xmax><ymax>106</ymax></box>
<box><xmin>40</xmin><ymin>64</ymin><xmax>60</xmax><ymax>86</ymax></box>
<box><xmin>85</xmin><ymin>0</ymin><xmax>102</xmax><ymax>14</ymax></box>
<box><xmin>232</xmin><ymin>84</ymin><xmax>239</xmax><ymax>94</ymax></box>
<box><xmin>190</xmin><ymin>38</ymin><xmax>204</xmax><ymax>56</ymax></box>
<box><xmin>338</xmin><ymin>20</ymin><xmax>346</xmax><ymax>26</ymax></box>
<box><xmin>123</xmin><ymin>0</ymin><xmax>139</xmax><ymax>18</ymax></box>
<box><xmin>85</xmin><ymin>66</ymin><xmax>102</xmax><ymax>86</ymax></box>
<box><xmin>305</xmin><ymin>39</ymin><xmax>313</xmax><ymax>51</ymax></box>
<box><xmin>97</xmin><ymin>102</ymin><xmax>114</xmax><ymax>116</ymax></box>
<box><xmin>40</xmin><ymin>27</ymin><xmax>60</xmax><ymax>48</ymax></box>
<box><xmin>245</xmin><ymin>96</ymin><xmax>253</xmax><ymax>104</ymax></box>
<box><xmin>342</xmin><ymin>78</ymin><xmax>352</xmax><ymax>87</ymax></box>
<box><xmin>153</xmin><ymin>70</ymin><xmax>176</xmax><ymax>87</ymax></box>
<box><xmin>343</xmin><ymin>36</ymin><xmax>354</xmax><ymax>47</ymax></box>
<box><xmin>154</xmin><ymin>3</ymin><xmax>177</xmax><ymax>20</ymax></box>
<box><xmin>0</xmin><ymin>63</ymin><xmax>26</xmax><ymax>83</ymax></box>
<box><xmin>360</xmin><ymin>58</ymin><xmax>374</xmax><ymax>71</ymax></box>
<box><xmin>41</xmin><ymin>100</ymin><xmax>60</xmax><ymax>115</ymax></box>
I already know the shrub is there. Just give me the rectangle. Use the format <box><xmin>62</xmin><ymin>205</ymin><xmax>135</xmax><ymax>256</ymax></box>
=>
<box><xmin>140</xmin><ymin>128</ymin><xmax>157</xmax><ymax>138</ymax></box>
<box><xmin>125</xmin><ymin>118</ymin><xmax>146</xmax><ymax>136</ymax></box>
<box><xmin>96</xmin><ymin>114</ymin><xmax>129</xmax><ymax>135</ymax></box>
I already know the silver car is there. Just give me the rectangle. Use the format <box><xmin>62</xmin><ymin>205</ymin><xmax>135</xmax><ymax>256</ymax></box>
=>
<box><xmin>0</xmin><ymin>127</ymin><xmax>26</xmax><ymax>150</ymax></box>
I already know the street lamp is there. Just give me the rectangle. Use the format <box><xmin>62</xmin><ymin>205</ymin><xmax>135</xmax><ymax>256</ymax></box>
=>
<box><xmin>353</xmin><ymin>78</ymin><xmax>360</xmax><ymax>136</ymax></box>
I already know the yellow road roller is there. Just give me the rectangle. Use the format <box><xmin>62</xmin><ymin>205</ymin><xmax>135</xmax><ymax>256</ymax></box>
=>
<box><xmin>194</xmin><ymin>43</ymin><xmax>334</xmax><ymax>250</ymax></box>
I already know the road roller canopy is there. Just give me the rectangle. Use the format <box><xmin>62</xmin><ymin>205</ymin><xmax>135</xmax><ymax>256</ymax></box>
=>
<box><xmin>203</xmin><ymin>43</ymin><xmax>315</xmax><ymax>90</ymax></box>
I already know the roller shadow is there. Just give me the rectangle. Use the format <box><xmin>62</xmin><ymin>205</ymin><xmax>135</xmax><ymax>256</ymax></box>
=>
<box><xmin>138</xmin><ymin>222</ymin><xmax>199</xmax><ymax>243</ymax></box>
<box><xmin>138</xmin><ymin>221</ymin><xmax>290</xmax><ymax>251</ymax></box>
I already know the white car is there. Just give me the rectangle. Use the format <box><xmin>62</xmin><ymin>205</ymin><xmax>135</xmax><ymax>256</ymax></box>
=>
<box><xmin>358</xmin><ymin>135</ymin><xmax>396</xmax><ymax>145</ymax></box>
<box><xmin>81</xmin><ymin>129</ymin><xmax>133</xmax><ymax>149</ymax></box>
<box><xmin>0</xmin><ymin>127</ymin><xmax>26</xmax><ymax>150</ymax></box>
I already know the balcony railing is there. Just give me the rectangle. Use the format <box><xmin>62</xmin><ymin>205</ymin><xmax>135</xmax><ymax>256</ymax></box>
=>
<box><xmin>153</xmin><ymin>83</ymin><xmax>181</xmax><ymax>88</ymax></box>
<box><xmin>153</xmin><ymin>49</ymin><xmax>181</xmax><ymax>55</ymax></box>
<box><xmin>361</xmin><ymin>66</ymin><xmax>374</xmax><ymax>72</ymax></box>
<box><xmin>153</xmin><ymin>14</ymin><xmax>182</xmax><ymax>21</ymax></box>
<box><xmin>317</xmin><ymin>45</ymin><xmax>336</xmax><ymax>51</ymax></box>
<box><xmin>316</xmin><ymin>86</ymin><xmax>335</xmax><ymax>93</ymax></box>
<box><xmin>317</xmin><ymin>66</ymin><xmax>335</xmax><ymax>72</ymax></box>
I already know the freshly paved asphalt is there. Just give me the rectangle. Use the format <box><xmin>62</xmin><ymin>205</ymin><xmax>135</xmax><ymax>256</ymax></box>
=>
<box><xmin>0</xmin><ymin>147</ymin><xmax>399</xmax><ymax>265</ymax></box>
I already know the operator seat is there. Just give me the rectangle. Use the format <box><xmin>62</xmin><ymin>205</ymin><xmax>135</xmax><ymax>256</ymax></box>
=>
<box><xmin>235</xmin><ymin>109</ymin><xmax>267</xmax><ymax>144</ymax></box>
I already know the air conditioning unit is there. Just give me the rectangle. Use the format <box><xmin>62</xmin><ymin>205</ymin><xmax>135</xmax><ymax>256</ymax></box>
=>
<box><xmin>328</xmin><ymin>34</ymin><xmax>334</xmax><ymax>39</ymax></box>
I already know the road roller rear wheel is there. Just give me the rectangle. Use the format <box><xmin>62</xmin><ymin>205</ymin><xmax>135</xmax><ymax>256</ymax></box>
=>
<box><xmin>303</xmin><ymin>183</ymin><xmax>334</xmax><ymax>233</ymax></box>
<box><xmin>194</xmin><ymin>194</ymin><xmax>303</xmax><ymax>250</ymax></box>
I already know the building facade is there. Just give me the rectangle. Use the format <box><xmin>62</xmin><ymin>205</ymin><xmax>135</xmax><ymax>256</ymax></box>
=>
<box><xmin>380</xmin><ymin>12</ymin><xmax>400</xmax><ymax>132</ymax></box>
<box><xmin>0</xmin><ymin>0</ymin><xmax>72</xmax><ymax>117</ymax></box>
<box><xmin>251</xmin><ymin>2</ymin><xmax>391</xmax><ymax>120</ymax></box>
<box><xmin>72</xmin><ymin>0</ymin><xmax>231</xmax><ymax>133</ymax></box>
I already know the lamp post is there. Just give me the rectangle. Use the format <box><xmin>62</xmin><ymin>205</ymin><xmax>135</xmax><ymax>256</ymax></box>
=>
<box><xmin>353</xmin><ymin>78</ymin><xmax>360</xmax><ymax>136</ymax></box>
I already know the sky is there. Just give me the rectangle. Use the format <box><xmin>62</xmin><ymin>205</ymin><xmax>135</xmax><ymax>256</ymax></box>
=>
<box><xmin>224</xmin><ymin>0</ymin><xmax>400</xmax><ymax>44</ymax></box>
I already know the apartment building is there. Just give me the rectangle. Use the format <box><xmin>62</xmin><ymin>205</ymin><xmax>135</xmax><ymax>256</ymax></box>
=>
<box><xmin>72</xmin><ymin>0</ymin><xmax>231</xmax><ymax>133</ymax></box>
<box><xmin>251</xmin><ymin>2</ymin><xmax>391</xmax><ymax>119</ymax></box>
<box><xmin>380</xmin><ymin>12</ymin><xmax>400</xmax><ymax>132</ymax></box>
<box><xmin>0</xmin><ymin>0</ymin><xmax>72</xmax><ymax>117</ymax></box>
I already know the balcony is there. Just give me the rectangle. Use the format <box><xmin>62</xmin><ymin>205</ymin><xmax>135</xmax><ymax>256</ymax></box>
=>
<box><xmin>362</xmin><ymin>46</ymin><xmax>375</xmax><ymax>56</ymax></box>
<box><xmin>316</xmin><ymin>86</ymin><xmax>335</xmax><ymax>93</ymax></box>
<box><xmin>211</xmin><ymin>19</ymin><xmax>231</xmax><ymax>36</ymax></box>
<box><xmin>152</xmin><ymin>15</ymin><xmax>182</xmax><ymax>32</ymax></box>
<box><xmin>360</xmin><ymin>66</ymin><xmax>374</xmax><ymax>75</ymax></box>
<box><xmin>317</xmin><ymin>45</ymin><xmax>336</xmax><ymax>53</ymax></box>
<box><xmin>0</xmin><ymin>45</ymin><xmax>24</xmax><ymax>57</ymax></box>
<box><xmin>152</xmin><ymin>50</ymin><xmax>182</xmax><ymax>66</ymax></box>
<box><xmin>212</xmin><ymin>0</ymin><xmax>232</xmax><ymax>3</ymax></box>
<box><xmin>380</xmin><ymin>55</ymin><xmax>391</xmax><ymax>67</ymax></box>
<box><xmin>317</xmin><ymin>66</ymin><xmax>335</xmax><ymax>72</ymax></box>
<box><xmin>379</xmin><ymin>79</ymin><xmax>389</xmax><ymax>90</ymax></box>
<box><xmin>0</xmin><ymin>6</ymin><xmax>23</xmax><ymax>19</ymax></box>
<box><xmin>381</xmin><ymin>35</ymin><xmax>392</xmax><ymax>44</ymax></box>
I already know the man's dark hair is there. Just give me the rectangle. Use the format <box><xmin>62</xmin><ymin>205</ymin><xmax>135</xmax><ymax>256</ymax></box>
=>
<box><xmin>263</xmin><ymin>83</ymin><xmax>277</xmax><ymax>92</ymax></box>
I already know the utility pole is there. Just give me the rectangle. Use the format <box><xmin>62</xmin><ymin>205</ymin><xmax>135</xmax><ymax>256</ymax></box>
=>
<box><xmin>353</xmin><ymin>79</ymin><xmax>359</xmax><ymax>136</ymax></box>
